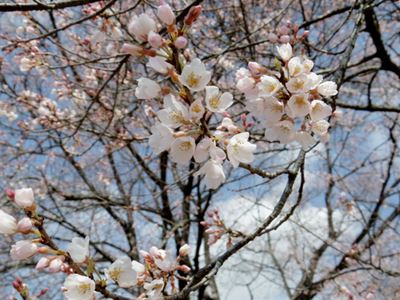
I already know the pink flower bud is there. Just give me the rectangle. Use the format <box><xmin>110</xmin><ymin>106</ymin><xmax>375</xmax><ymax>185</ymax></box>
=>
<box><xmin>121</xmin><ymin>43</ymin><xmax>143</xmax><ymax>56</ymax></box>
<box><xmin>184</xmin><ymin>5</ymin><xmax>202</xmax><ymax>26</ymax></box>
<box><xmin>36</xmin><ymin>257</ymin><xmax>50</xmax><ymax>270</ymax></box>
<box><xmin>157</xmin><ymin>3</ymin><xmax>175</xmax><ymax>25</ymax></box>
<box><xmin>179</xmin><ymin>244</ymin><xmax>190</xmax><ymax>257</ymax></box>
<box><xmin>14</xmin><ymin>188</ymin><xmax>35</xmax><ymax>210</ymax></box>
<box><xmin>174</xmin><ymin>36</ymin><xmax>187</xmax><ymax>49</ymax></box>
<box><xmin>5</xmin><ymin>188</ymin><xmax>15</xmax><ymax>200</ymax></box>
<box><xmin>267</xmin><ymin>33</ymin><xmax>278</xmax><ymax>43</ymax></box>
<box><xmin>277</xmin><ymin>26</ymin><xmax>289</xmax><ymax>35</ymax></box>
<box><xmin>10</xmin><ymin>240</ymin><xmax>37</xmax><ymax>260</ymax></box>
<box><xmin>17</xmin><ymin>217</ymin><xmax>33</xmax><ymax>234</ymax></box>
<box><xmin>148</xmin><ymin>31</ymin><xmax>163</xmax><ymax>48</ymax></box>
<box><xmin>279</xmin><ymin>35</ymin><xmax>291</xmax><ymax>43</ymax></box>
<box><xmin>303</xmin><ymin>30</ymin><xmax>310</xmax><ymax>38</ymax></box>
<box><xmin>48</xmin><ymin>257</ymin><xmax>64</xmax><ymax>273</ymax></box>
<box><xmin>176</xmin><ymin>265</ymin><xmax>191</xmax><ymax>273</ymax></box>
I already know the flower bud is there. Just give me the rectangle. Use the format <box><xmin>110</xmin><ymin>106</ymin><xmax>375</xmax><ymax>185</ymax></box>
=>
<box><xmin>5</xmin><ymin>188</ymin><xmax>15</xmax><ymax>200</ymax></box>
<box><xmin>48</xmin><ymin>257</ymin><xmax>64</xmax><ymax>273</ymax></box>
<box><xmin>267</xmin><ymin>33</ymin><xmax>278</xmax><ymax>43</ymax></box>
<box><xmin>279</xmin><ymin>35</ymin><xmax>290</xmax><ymax>43</ymax></box>
<box><xmin>157</xmin><ymin>3</ymin><xmax>175</xmax><ymax>25</ymax></box>
<box><xmin>174</xmin><ymin>36</ymin><xmax>187</xmax><ymax>49</ymax></box>
<box><xmin>176</xmin><ymin>264</ymin><xmax>191</xmax><ymax>273</ymax></box>
<box><xmin>248</xmin><ymin>62</ymin><xmax>265</xmax><ymax>76</ymax></box>
<box><xmin>148</xmin><ymin>31</ymin><xmax>163</xmax><ymax>48</ymax></box>
<box><xmin>14</xmin><ymin>188</ymin><xmax>35</xmax><ymax>210</ymax></box>
<box><xmin>17</xmin><ymin>217</ymin><xmax>33</xmax><ymax>234</ymax></box>
<box><xmin>10</xmin><ymin>240</ymin><xmax>38</xmax><ymax>260</ymax></box>
<box><xmin>36</xmin><ymin>257</ymin><xmax>50</xmax><ymax>270</ymax></box>
<box><xmin>179</xmin><ymin>244</ymin><xmax>190</xmax><ymax>257</ymax></box>
<box><xmin>184</xmin><ymin>5</ymin><xmax>202</xmax><ymax>26</ymax></box>
<box><xmin>0</xmin><ymin>209</ymin><xmax>17</xmax><ymax>235</ymax></box>
<box><xmin>121</xmin><ymin>43</ymin><xmax>143</xmax><ymax>56</ymax></box>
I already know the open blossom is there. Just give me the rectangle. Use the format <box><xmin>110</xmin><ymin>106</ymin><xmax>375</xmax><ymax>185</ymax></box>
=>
<box><xmin>63</xmin><ymin>274</ymin><xmax>95</xmax><ymax>300</ymax></box>
<box><xmin>288</xmin><ymin>57</ymin><xmax>304</xmax><ymax>77</ymax></box>
<box><xmin>144</xmin><ymin>278</ymin><xmax>164</xmax><ymax>299</ymax></box>
<box><xmin>265</xmin><ymin>120</ymin><xmax>295</xmax><ymax>144</ymax></box>
<box><xmin>194</xmin><ymin>160</ymin><xmax>226</xmax><ymax>189</ymax></box>
<box><xmin>277</xmin><ymin>43</ymin><xmax>293</xmax><ymax>61</ymax></box>
<box><xmin>0</xmin><ymin>209</ymin><xmax>17</xmax><ymax>235</ymax></box>
<box><xmin>105</xmin><ymin>256</ymin><xmax>137</xmax><ymax>288</ymax></box>
<box><xmin>317</xmin><ymin>81</ymin><xmax>338</xmax><ymax>96</ymax></box>
<box><xmin>227</xmin><ymin>132</ymin><xmax>257</xmax><ymax>168</ymax></box>
<box><xmin>128</xmin><ymin>13</ymin><xmax>157</xmax><ymax>42</ymax></box>
<box><xmin>194</xmin><ymin>137</ymin><xmax>226</xmax><ymax>163</ymax></box>
<box><xmin>135</xmin><ymin>78</ymin><xmax>161</xmax><ymax>99</ymax></box>
<box><xmin>14</xmin><ymin>188</ymin><xmax>35</xmax><ymax>209</ymax></box>
<box><xmin>10</xmin><ymin>240</ymin><xmax>37</xmax><ymax>260</ymax></box>
<box><xmin>295</xmin><ymin>131</ymin><xmax>315</xmax><ymax>150</ymax></box>
<box><xmin>286</xmin><ymin>74</ymin><xmax>312</xmax><ymax>94</ymax></box>
<box><xmin>67</xmin><ymin>236</ymin><xmax>89</xmax><ymax>263</ymax></box>
<box><xmin>149</xmin><ymin>123</ymin><xmax>174</xmax><ymax>154</ymax></box>
<box><xmin>170</xmin><ymin>136</ymin><xmax>196</xmax><ymax>165</ymax></box>
<box><xmin>312</xmin><ymin>120</ymin><xmax>330</xmax><ymax>136</ymax></box>
<box><xmin>205</xmin><ymin>86</ymin><xmax>233</xmax><ymax>113</ymax></box>
<box><xmin>310</xmin><ymin>100</ymin><xmax>332</xmax><ymax>121</ymax></box>
<box><xmin>287</xmin><ymin>93</ymin><xmax>311</xmax><ymax>117</ymax></box>
<box><xmin>147</xmin><ymin>56</ymin><xmax>173</xmax><ymax>74</ymax></box>
<box><xmin>190</xmin><ymin>99</ymin><xmax>205</xmax><ymax>120</ymax></box>
<box><xmin>20</xmin><ymin>57</ymin><xmax>36</xmax><ymax>72</ymax></box>
<box><xmin>179</xmin><ymin>58</ymin><xmax>211</xmax><ymax>91</ymax></box>
<box><xmin>157</xmin><ymin>94</ymin><xmax>190</xmax><ymax>128</ymax></box>
<box><xmin>257</xmin><ymin>75</ymin><xmax>282</xmax><ymax>97</ymax></box>
<box><xmin>154</xmin><ymin>252</ymin><xmax>176</xmax><ymax>272</ymax></box>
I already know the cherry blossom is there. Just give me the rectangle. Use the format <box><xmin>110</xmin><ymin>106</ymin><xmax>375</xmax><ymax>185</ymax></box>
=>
<box><xmin>63</xmin><ymin>274</ymin><xmax>95</xmax><ymax>300</ymax></box>
<box><xmin>179</xmin><ymin>58</ymin><xmax>212</xmax><ymax>91</ymax></box>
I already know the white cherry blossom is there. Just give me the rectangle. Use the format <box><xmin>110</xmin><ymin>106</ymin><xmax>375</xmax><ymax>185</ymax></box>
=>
<box><xmin>205</xmin><ymin>86</ymin><xmax>233</xmax><ymax>113</ymax></box>
<box><xmin>312</xmin><ymin>120</ymin><xmax>330</xmax><ymax>136</ymax></box>
<box><xmin>277</xmin><ymin>43</ymin><xmax>293</xmax><ymax>61</ymax></box>
<box><xmin>170</xmin><ymin>136</ymin><xmax>196</xmax><ymax>165</ymax></box>
<box><xmin>318</xmin><ymin>81</ymin><xmax>338</xmax><ymax>97</ymax></box>
<box><xmin>157</xmin><ymin>94</ymin><xmax>190</xmax><ymax>128</ymax></box>
<box><xmin>105</xmin><ymin>256</ymin><xmax>137</xmax><ymax>288</ymax></box>
<box><xmin>149</xmin><ymin>123</ymin><xmax>174</xmax><ymax>154</ymax></box>
<box><xmin>179</xmin><ymin>58</ymin><xmax>211</xmax><ymax>91</ymax></box>
<box><xmin>128</xmin><ymin>13</ymin><xmax>157</xmax><ymax>42</ymax></box>
<box><xmin>189</xmin><ymin>99</ymin><xmax>205</xmax><ymax>120</ymax></box>
<box><xmin>135</xmin><ymin>78</ymin><xmax>161</xmax><ymax>100</ymax></box>
<box><xmin>287</xmin><ymin>93</ymin><xmax>311</xmax><ymax>117</ymax></box>
<box><xmin>63</xmin><ymin>274</ymin><xmax>95</xmax><ymax>300</ymax></box>
<box><xmin>288</xmin><ymin>57</ymin><xmax>304</xmax><ymax>77</ymax></box>
<box><xmin>227</xmin><ymin>132</ymin><xmax>257</xmax><ymax>168</ymax></box>
<box><xmin>257</xmin><ymin>75</ymin><xmax>282</xmax><ymax>97</ymax></box>
<box><xmin>286</xmin><ymin>74</ymin><xmax>312</xmax><ymax>94</ymax></box>
<box><xmin>265</xmin><ymin>120</ymin><xmax>295</xmax><ymax>144</ymax></box>
<box><xmin>67</xmin><ymin>236</ymin><xmax>89</xmax><ymax>264</ymax></box>
<box><xmin>295</xmin><ymin>131</ymin><xmax>315</xmax><ymax>150</ymax></box>
<box><xmin>147</xmin><ymin>56</ymin><xmax>173</xmax><ymax>74</ymax></box>
<box><xmin>194</xmin><ymin>160</ymin><xmax>226</xmax><ymax>189</ymax></box>
<box><xmin>310</xmin><ymin>100</ymin><xmax>332</xmax><ymax>121</ymax></box>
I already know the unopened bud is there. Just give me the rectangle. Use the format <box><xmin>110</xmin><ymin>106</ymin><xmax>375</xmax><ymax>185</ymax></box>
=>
<box><xmin>5</xmin><ymin>188</ymin><xmax>15</xmax><ymax>200</ymax></box>
<box><xmin>176</xmin><ymin>264</ymin><xmax>191</xmax><ymax>273</ymax></box>
<box><xmin>158</xmin><ymin>3</ymin><xmax>175</xmax><ymax>25</ymax></box>
<box><xmin>174</xmin><ymin>36</ymin><xmax>187</xmax><ymax>49</ymax></box>
<box><xmin>121</xmin><ymin>43</ymin><xmax>143</xmax><ymax>56</ymax></box>
<box><xmin>279</xmin><ymin>35</ymin><xmax>290</xmax><ymax>43</ymax></box>
<box><xmin>36</xmin><ymin>257</ymin><xmax>50</xmax><ymax>270</ymax></box>
<box><xmin>179</xmin><ymin>244</ymin><xmax>190</xmax><ymax>257</ymax></box>
<box><xmin>148</xmin><ymin>31</ymin><xmax>163</xmax><ymax>48</ymax></box>
<box><xmin>184</xmin><ymin>5</ymin><xmax>202</xmax><ymax>26</ymax></box>
<box><xmin>17</xmin><ymin>217</ymin><xmax>33</xmax><ymax>234</ymax></box>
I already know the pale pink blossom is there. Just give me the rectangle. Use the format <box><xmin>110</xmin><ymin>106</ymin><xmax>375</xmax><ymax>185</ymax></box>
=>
<box><xmin>170</xmin><ymin>136</ymin><xmax>196</xmax><ymax>165</ymax></box>
<box><xmin>128</xmin><ymin>13</ymin><xmax>157</xmax><ymax>42</ymax></box>
<box><xmin>10</xmin><ymin>240</ymin><xmax>37</xmax><ymax>260</ymax></box>
<box><xmin>179</xmin><ymin>58</ymin><xmax>211</xmax><ymax>91</ymax></box>
<box><xmin>0</xmin><ymin>209</ymin><xmax>17</xmax><ymax>235</ymax></box>
<box><xmin>205</xmin><ymin>86</ymin><xmax>233</xmax><ymax>113</ymax></box>
<box><xmin>227</xmin><ymin>132</ymin><xmax>256</xmax><ymax>168</ymax></box>
<box><xmin>265</xmin><ymin>120</ymin><xmax>295</xmax><ymax>144</ymax></box>
<box><xmin>63</xmin><ymin>274</ymin><xmax>95</xmax><ymax>300</ymax></box>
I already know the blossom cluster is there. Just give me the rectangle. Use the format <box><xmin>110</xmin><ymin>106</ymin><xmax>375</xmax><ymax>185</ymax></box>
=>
<box><xmin>1</xmin><ymin>186</ymin><xmax>191</xmax><ymax>300</ymax></box>
<box><xmin>236</xmin><ymin>43</ymin><xmax>337</xmax><ymax>149</ymax></box>
<box><xmin>125</xmin><ymin>3</ymin><xmax>257</xmax><ymax>190</ymax></box>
